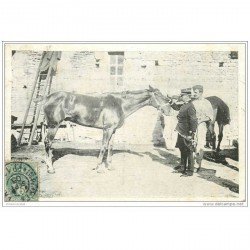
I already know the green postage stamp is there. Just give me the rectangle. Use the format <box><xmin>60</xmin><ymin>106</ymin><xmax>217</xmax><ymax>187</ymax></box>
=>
<box><xmin>2</xmin><ymin>42</ymin><xmax>247</xmax><ymax>206</ymax></box>
<box><xmin>5</xmin><ymin>162</ymin><xmax>38</xmax><ymax>202</ymax></box>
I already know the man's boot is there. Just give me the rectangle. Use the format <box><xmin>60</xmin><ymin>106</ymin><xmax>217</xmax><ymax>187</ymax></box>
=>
<box><xmin>174</xmin><ymin>150</ymin><xmax>187</xmax><ymax>173</ymax></box>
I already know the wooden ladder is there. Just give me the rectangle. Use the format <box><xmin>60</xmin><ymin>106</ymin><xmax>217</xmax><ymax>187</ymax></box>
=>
<box><xmin>17</xmin><ymin>51</ymin><xmax>57</xmax><ymax>146</ymax></box>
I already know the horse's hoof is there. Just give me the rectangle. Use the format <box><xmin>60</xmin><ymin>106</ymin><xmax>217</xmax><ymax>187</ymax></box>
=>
<box><xmin>105</xmin><ymin>162</ymin><xmax>115</xmax><ymax>171</ymax></box>
<box><xmin>97</xmin><ymin>168</ymin><xmax>105</xmax><ymax>173</ymax></box>
<box><xmin>47</xmin><ymin>169</ymin><xmax>55</xmax><ymax>174</ymax></box>
<box><xmin>193</xmin><ymin>168</ymin><xmax>200</xmax><ymax>173</ymax></box>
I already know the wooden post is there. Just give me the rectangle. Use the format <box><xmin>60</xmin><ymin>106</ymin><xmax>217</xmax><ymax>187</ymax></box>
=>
<box><xmin>17</xmin><ymin>52</ymin><xmax>46</xmax><ymax>146</ymax></box>
<box><xmin>72</xmin><ymin>124</ymin><xmax>75</xmax><ymax>141</ymax></box>
<box><xmin>28</xmin><ymin>66</ymin><xmax>53</xmax><ymax>146</ymax></box>
<box><xmin>66</xmin><ymin>122</ymin><xmax>70</xmax><ymax>141</ymax></box>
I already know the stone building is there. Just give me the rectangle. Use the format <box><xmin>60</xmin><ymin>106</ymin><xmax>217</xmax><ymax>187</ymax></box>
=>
<box><xmin>11</xmin><ymin>50</ymin><xmax>239</xmax><ymax>146</ymax></box>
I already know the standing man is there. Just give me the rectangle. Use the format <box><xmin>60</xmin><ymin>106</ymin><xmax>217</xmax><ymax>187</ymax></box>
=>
<box><xmin>192</xmin><ymin>84</ymin><xmax>215</xmax><ymax>149</ymax></box>
<box><xmin>174</xmin><ymin>88</ymin><xmax>198</xmax><ymax>177</ymax></box>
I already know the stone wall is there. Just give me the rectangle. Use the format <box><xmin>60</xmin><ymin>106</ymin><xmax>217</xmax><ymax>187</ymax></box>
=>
<box><xmin>11</xmin><ymin>50</ymin><xmax>238</xmax><ymax>145</ymax></box>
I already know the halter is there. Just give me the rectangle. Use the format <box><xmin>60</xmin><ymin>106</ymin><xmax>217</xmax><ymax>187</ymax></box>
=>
<box><xmin>150</xmin><ymin>92</ymin><xmax>171</xmax><ymax>112</ymax></box>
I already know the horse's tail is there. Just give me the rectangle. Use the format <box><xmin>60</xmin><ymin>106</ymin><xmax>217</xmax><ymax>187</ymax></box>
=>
<box><xmin>220</xmin><ymin>102</ymin><xmax>231</xmax><ymax>125</ymax></box>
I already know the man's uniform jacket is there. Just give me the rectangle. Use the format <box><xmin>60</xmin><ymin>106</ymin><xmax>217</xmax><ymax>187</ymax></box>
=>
<box><xmin>175</xmin><ymin>101</ymin><xmax>198</xmax><ymax>137</ymax></box>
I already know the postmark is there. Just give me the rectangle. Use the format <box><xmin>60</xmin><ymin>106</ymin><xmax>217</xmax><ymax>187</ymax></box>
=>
<box><xmin>5</xmin><ymin>162</ymin><xmax>38</xmax><ymax>202</ymax></box>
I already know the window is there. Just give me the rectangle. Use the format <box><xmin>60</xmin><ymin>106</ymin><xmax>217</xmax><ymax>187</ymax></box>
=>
<box><xmin>229</xmin><ymin>51</ymin><xmax>238</xmax><ymax>60</ymax></box>
<box><xmin>219</xmin><ymin>62</ymin><xmax>224</xmax><ymax>67</ymax></box>
<box><xmin>108</xmin><ymin>52</ymin><xmax>124</xmax><ymax>86</ymax></box>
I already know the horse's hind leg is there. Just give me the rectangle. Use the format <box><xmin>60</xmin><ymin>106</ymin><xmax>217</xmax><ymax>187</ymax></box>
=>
<box><xmin>207</xmin><ymin>122</ymin><xmax>216</xmax><ymax>150</ymax></box>
<box><xmin>216</xmin><ymin>123</ymin><xmax>224</xmax><ymax>152</ymax></box>
<box><xmin>205</xmin><ymin>122</ymin><xmax>211</xmax><ymax>148</ymax></box>
<box><xmin>106</xmin><ymin>132</ymin><xmax>115</xmax><ymax>170</ymax></box>
<box><xmin>95</xmin><ymin>127</ymin><xmax>115</xmax><ymax>173</ymax></box>
<box><xmin>44</xmin><ymin>125</ymin><xmax>59</xmax><ymax>174</ymax></box>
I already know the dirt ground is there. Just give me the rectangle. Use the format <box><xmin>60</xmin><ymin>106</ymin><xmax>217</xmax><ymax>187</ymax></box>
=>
<box><xmin>11</xmin><ymin>141</ymin><xmax>239</xmax><ymax>201</ymax></box>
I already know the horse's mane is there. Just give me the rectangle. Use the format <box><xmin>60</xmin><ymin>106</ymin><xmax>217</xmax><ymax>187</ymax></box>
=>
<box><xmin>79</xmin><ymin>89</ymin><xmax>148</xmax><ymax>98</ymax></box>
<box><xmin>98</xmin><ymin>89</ymin><xmax>150</xmax><ymax>100</ymax></box>
<box><xmin>109</xmin><ymin>89</ymin><xmax>148</xmax><ymax>95</ymax></box>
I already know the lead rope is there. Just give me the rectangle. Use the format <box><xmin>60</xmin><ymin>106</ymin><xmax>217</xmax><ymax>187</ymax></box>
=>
<box><xmin>178</xmin><ymin>131</ymin><xmax>198</xmax><ymax>152</ymax></box>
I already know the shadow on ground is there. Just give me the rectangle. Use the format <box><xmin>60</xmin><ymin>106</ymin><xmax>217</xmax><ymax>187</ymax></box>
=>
<box><xmin>197</xmin><ymin>167</ymin><xmax>239</xmax><ymax>193</ymax></box>
<box><xmin>143</xmin><ymin>149</ymin><xmax>180</xmax><ymax>167</ymax></box>
<box><xmin>220</xmin><ymin>147</ymin><xmax>238</xmax><ymax>161</ymax></box>
<box><xmin>52</xmin><ymin>147</ymin><xmax>143</xmax><ymax>163</ymax></box>
<box><xmin>203</xmin><ymin>147</ymin><xmax>239</xmax><ymax>171</ymax></box>
<box><xmin>143</xmin><ymin>148</ymin><xmax>239</xmax><ymax>194</ymax></box>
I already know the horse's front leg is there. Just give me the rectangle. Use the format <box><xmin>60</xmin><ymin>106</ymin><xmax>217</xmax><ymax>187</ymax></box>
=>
<box><xmin>106</xmin><ymin>133</ymin><xmax>115</xmax><ymax>170</ymax></box>
<box><xmin>95</xmin><ymin>128</ymin><xmax>114</xmax><ymax>173</ymax></box>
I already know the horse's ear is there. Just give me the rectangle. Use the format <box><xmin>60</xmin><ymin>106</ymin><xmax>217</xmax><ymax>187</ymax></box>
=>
<box><xmin>149</xmin><ymin>85</ymin><xmax>155</xmax><ymax>91</ymax></box>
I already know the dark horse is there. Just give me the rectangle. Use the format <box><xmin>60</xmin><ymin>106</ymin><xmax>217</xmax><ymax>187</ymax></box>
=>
<box><xmin>170</xmin><ymin>95</ymin><xmax>230</xmax><ymax>152</ymax></box>
<box><xmin>42</xmin><ymin>86</ymin><xmax>171</xmax><ymax>173</ymax></box>
<box><xmin>205</xmin><ymin>96</ymin><xmax>230</xmax><ymax>151</ymax></box>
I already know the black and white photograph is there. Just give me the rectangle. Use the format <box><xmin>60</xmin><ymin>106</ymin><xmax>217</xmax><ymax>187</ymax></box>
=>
<box><xmin>1</xmin><ymin>1</ymin><xmax>250</xmax><ymax>250</ymax></box>
<box><xmin>3</xmin><ymin>43</ymin><xmax>246</xmax><ymax>204</ymax></box>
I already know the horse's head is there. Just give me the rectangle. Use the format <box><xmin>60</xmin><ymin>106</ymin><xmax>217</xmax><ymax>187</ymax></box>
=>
<box><xmin>148</xmin><ymin>85</ymin><xmax>172</xmax><ymax>116</ymax></box>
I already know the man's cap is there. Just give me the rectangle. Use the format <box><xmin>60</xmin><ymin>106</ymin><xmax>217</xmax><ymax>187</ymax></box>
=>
<box><xmin>180</xmin><ymin>88</ymin><xmax>192</xmax><ymax>96</ymax></box>
<box><xmin>192</xmin><ymin>85</ymin><xmax>204</xmax><ymax>92</ymax></box>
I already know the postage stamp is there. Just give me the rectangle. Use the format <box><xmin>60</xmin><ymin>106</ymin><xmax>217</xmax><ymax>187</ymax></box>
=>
<box><xmin>4</xmin><ymin>161</ymin><xmax>38</xmax><ymax>202</ymax></box>
<box><xmin>2</xmin><ymin>42</ymin><xmax>247</xmax><ymax>206</ymax></box>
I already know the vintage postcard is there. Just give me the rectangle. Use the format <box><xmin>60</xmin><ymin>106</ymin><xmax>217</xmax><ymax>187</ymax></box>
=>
<box><xmin>2</xmin><ymin>42</ymin><xmax>247</xmax><ymax>206</ymax></box>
